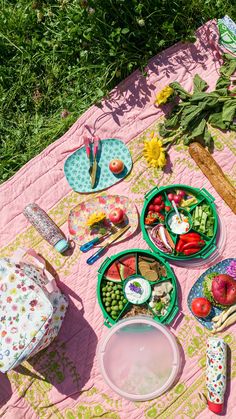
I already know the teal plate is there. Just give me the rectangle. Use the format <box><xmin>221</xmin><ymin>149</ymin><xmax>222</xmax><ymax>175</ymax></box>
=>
<box><xmin>64</xmin><ymin>138</ymin><xmax>132</xmax><ymax>193</ymax></box>
<box><xmin>187</xmin><ymin>258</ymin><xmax>236</xmax><ymax>330</ymax></box>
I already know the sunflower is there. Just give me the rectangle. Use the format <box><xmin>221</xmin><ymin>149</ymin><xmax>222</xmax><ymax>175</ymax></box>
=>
<box><xmin>155</xmin><ymin>86</ymin><xmax>174</xmax><ymax>105</ymax></box>
<box><xmin>143</xmin><ymin>135</ymin><xmax>166</xmax><ymax>169</ymax></box>
<box><xmin>86</xmin><ymin>212</ymin><xmax>106</xmax><ymax>228</ymax></box>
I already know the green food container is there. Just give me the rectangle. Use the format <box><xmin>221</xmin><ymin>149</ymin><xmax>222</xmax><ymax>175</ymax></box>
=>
<box><xmin>97</xmin><ymin>249</ymin><xmax>179</xmax><ymax>328</ymax></box>
<box><xmin>141</xmin><ymin>184</ymin><xmax>218</xmax><ymax>261</ymax></box>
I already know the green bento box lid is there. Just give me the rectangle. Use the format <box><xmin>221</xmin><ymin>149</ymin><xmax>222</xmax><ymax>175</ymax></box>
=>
<box><xmin>140</xmin><ymin>184</ymin><xmax>218</xmax><ymax>261</ymax></box>
<box><xmin>97</xmin><ymin>249</ymin><xmax>179</xmax><ymax>328</ymax></box>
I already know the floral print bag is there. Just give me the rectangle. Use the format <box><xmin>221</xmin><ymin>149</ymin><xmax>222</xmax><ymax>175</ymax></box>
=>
<box><xmin>0</xmin><ymin>249</ymin><xmax>68</xmax><ymax>373</ymax></box>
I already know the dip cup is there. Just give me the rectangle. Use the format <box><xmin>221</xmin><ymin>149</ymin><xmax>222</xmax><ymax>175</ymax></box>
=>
<box><xmin>166</xmin><ymin>208</ymin><xmax>192</xmax><ymax>235</ymax></box>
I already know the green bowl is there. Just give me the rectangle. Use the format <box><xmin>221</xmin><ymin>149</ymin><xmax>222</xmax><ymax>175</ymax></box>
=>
<box><xmin>141</xmin><ymin>184</ymin><xmax>218</xmax><ymax>261</ymax></box>
<box><xmin>97</xmin><ymin>249</ymin><xmax>179</xmax><ymax>328</ymax></box>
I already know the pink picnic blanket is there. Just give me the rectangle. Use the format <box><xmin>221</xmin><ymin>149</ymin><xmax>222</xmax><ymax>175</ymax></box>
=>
<box><xmin>0</xmin><ymin>20</ymin><xmax>236</xmax><ymax>419</ymax></box>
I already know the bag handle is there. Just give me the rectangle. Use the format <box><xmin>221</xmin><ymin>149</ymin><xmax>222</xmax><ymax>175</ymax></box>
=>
<box><xmin>11</xmin><ymin>248</ymin><xmax>57</xmax><ymax>293</ymax></box>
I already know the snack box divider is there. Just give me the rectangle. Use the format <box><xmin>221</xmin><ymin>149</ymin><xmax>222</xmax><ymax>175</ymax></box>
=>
<box><xmin>97</xmin><ymin>249</ymin><xmax>179</xmax><ymax>328</ymax></box>
<box><xmin>141</xmin><ymin>184</ymin><xmax>218</xmax><ymax>261</ymax></box>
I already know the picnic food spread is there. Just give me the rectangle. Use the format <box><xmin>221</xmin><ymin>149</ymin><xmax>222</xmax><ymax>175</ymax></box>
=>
<box><xmin>3</xmin><ymin>18</ymin><xmax>236</xmax><ymax>418</ymax></box>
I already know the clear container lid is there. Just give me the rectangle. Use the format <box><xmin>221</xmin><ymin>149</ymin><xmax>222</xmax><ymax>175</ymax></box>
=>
<box><xmin>98</xmin><ymin>316</ymin><xmax>180</xmax><ymax>401</ymax></box>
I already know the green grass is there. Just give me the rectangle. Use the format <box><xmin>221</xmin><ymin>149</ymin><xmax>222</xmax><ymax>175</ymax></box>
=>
<box><xmin>0</xmin><ymin>0</ymin><xmax>235</xmax><ymax>182</ymax></box>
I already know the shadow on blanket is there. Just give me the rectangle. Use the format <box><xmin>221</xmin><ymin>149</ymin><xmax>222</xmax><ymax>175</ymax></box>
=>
<box><xmin>14</xmin><ymin>284</ymin><xmax>98</xmax><ymax>400</ymax></box>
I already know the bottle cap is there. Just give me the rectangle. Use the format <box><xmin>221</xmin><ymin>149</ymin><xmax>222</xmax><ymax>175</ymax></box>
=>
<box><xmin>54</xmin><ymin>239</ymin><xmax>69</xmax><ymax>253</ymax></box>
<box><xmin>207</xmin><ymin>400</ymin><xmax>223</xmax><ymax>414</ymax></box>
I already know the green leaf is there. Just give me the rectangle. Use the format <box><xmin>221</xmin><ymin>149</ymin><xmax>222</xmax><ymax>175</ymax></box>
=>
<box><xmin>222</xmin><ymin>100</ymin><xmax>236</xmax><ymax>124</ymax></box>
<box><xmin>164</xmin><ymin>114</ymin><xmax>179</xmax><ymax>129</ymax></box>
<box><xmin>190</xmin><ymin>119</ymin><xmax>206</xmax><ymax>138</ymax></box>
<box><xmin>215</xmin><ymin>75</ymin><xmax>230</xmax><ymax>92</ymax></box>
<box><xmin>220</xmin><ymin>59</ymin><xmax>236</xmax><ymax>78</ymax></box>
<box><xmin>208</xmin><ymin>112</ymin><xmax>227</xmax><ymax>130</ymax></box>
<box><xmin>180</xmin><ymin>105</ymin><xmax>204</xmax><ymax>129</ymax></box>
<box><xmin>193</xmin><ymin>74</ymin><xmax>208</xmax><ymax>93</ymax></box>
<box><xmin>169</xmin><ymin>82</ymin><xmax>190</xmax><ymax>100</ymax></box>
<box><xmin>190</xmin><ymin>92</ymin><xmax>218</xmax><ymax>103</ymax></box>
<box><xmin>203</xmin><ymin>127</ymin><xmax>213</xmax><ymax>147</ymax></box>
<box><xmin>222</xmin><ymin>53</ymin><xmax>236</xmax><ymax>61</ymax></box>
<box><xmin>158</xmin><ymin>123</ymin><xmax>174</xmax><ymax>138</ymax></box>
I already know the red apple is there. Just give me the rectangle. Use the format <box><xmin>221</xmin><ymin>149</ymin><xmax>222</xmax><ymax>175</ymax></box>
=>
<box><xmin>212</xmin><ymin>274</ymin><xmax>236</xmax><ymax>306</ymax></box>
<box><xmin>109</xmin><ymin>159</ymin><xmax>124</xmax><ymax>174</ymax></box>
<box><xmin>191</xmin><ymin>297</ymin><xmax>212</xmax><ymax>318</ymax></box>
<box><xmin>109</xmin><ymin>208</ymin><xmax>124</xmax><ymax>224</ymax></box>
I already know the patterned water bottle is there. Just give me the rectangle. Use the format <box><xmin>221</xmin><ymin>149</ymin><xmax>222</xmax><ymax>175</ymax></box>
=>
<box><xmin>23</xmin><ymin>203</ymin><xmax>69</xmax><ymax>253</ymax></box>
<box><xmin>206</xmin><ymin>337</ymin><xmax>227</xmax><ymax>414</ymax></box>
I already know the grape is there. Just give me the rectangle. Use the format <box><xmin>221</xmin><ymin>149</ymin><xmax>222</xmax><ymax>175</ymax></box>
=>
<box><xmin>105</xmin><ymin>301</ymin><xmax>110</xmax><ymax>307</ymax></box>
<box><xmin>123</xmin><ymin>298</ymin><xmax>127</xmax><ymax>304</ymax></box>
<box><xmin>106</xmin><ymin>292</ymin><xmax>110</xmax><ymax>297</ymax></box>
<box><xmin>112</xmin><ymin>300</ymin><xmax>117</xmax><ymax>306</ymax></box>
<box><xmin>178</xmin><ymin>190</ymin><xmax>186</xmax><ymax>198</ymax></box>
<box><xmin>113</xmin><ymin>286</ymin><xmax>118</xmax><ymax>291</ymax></box>
<box><xmin>119</xmin><ymin>303</ymin><xmax>124</xmax><ymax>310</ymax></box>
<box><xmin>113</xmin><ymin>305</ymin><xmax>119</xmax><ymax>311</ymax></box>
<box><xmin>115</xmin><ymin>290</ymin><xmax>120</xmax><ymax>295</ymax></box>
<box><xmin>111</xmin><ymin>293</ymin><xmax>116</xmax><ymax>299</ymax></box>
<box><xmin>107</xmin><ymin>286</ymin><xmax>112</xmax><ymax>292</ymax></box>
<box><xmin>173</xmin><ymin>194</ymin><xmax>181</xmax><ymax>204</ymax></box>
<box><xmin>106</xmin><ymin>297</ymin><xmax>111</xmax><ymax>302</ymax></box>
<box><xmin>106</xmin><ymin>307</ymin><xmax>111</xmax><ymax>313</ymax></box>
<box><xmin>111</xmin><ymin>311</ymin><xmax>117</xmax><ymax>317</ymax></box>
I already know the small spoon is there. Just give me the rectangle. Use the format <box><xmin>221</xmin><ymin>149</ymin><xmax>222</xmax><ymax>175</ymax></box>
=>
<box><xmin>171</xmin><ymin>200</ymin><xmax>181</xmax><ymax>222</ymax></box>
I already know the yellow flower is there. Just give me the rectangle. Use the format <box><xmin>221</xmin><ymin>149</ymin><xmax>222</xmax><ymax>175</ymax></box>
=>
<box><xmin>143</xmin><ymin>136</ymin><xmax>166</xmax><ymax>169</ymax></box>
<box><xmin>155</xmin><ymin>86</ymin><xmax>174</xmax><ymax>105</ymax></box>
<box><xmin>86</xmin><ymin>212</ymin><xmax>106</xmax><ymax>227</ymax></box>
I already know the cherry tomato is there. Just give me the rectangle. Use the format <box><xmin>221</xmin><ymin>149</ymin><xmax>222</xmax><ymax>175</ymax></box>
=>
<box><xmin>149</xmin><ymin>204</ymin><xmax>155</xmax><ymax>211</ymax></box>
<box><xmin>154</xmin><ymin>205</ymin><xmax>161</xmax><ymax>212</ymax></box>
<box><xmin>165</xmin><ymin>206</ymin><xmax>171</xmax><ymax>212</ymax></box>
<box><xmin>154</xmin><ymin>196</ymin><xmax>163</xmax><ymax>205</ymax></box>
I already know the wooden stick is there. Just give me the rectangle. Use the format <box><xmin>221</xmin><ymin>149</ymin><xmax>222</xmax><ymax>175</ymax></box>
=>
<box><xmin>189</xmin><ymin>142</ymin><xmax>236</xmax><ymax>214</ymax></box>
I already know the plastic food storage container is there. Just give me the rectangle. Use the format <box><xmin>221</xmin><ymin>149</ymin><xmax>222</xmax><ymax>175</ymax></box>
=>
<box><xmin>98</xmin><ymin>316</ymin><xmax>181</xmax><ymax>401</ymax></box>
<box><xmin>141</xmin><ymin>184</ymin><xmax>219</xmax><ymax>262</ymax></box>
<box><xmin>97</xmin><ymin>249</ymin><xmax>178</xmax><ymax>328</ymax></box>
